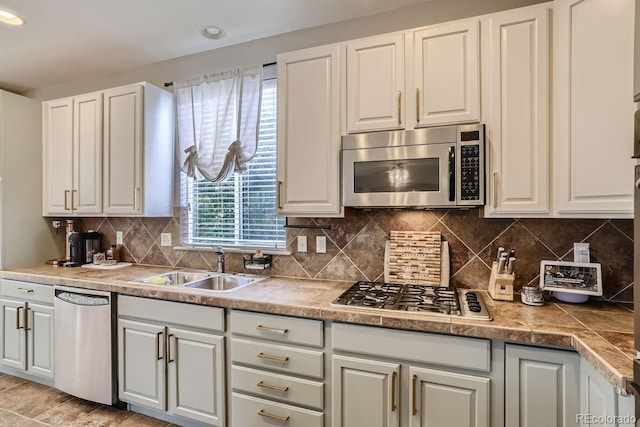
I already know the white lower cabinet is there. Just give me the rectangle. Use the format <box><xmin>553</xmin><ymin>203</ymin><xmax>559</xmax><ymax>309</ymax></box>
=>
<box><xmin>505</xmin><ymin>343</ymin><xmax>580</xmax><ymax>427</ymax></box>
<box><xmin>331</xmin><ymin>323</ymin><xmax>492</xmax><ymax>427</ymax></box>
<box><xmin>0</xmin><ymin>280</ymin><xmax>54</xmax><ymax>380</ymax></box>
<box><xmin>580</xmin><ymin>358</ymin><xmax>635</xmax><ymax>427</ymax></box>
<box><xmin>230</xmin><ymin>310</ymin><xmax>325</xmax><ymax>426</ymax></box>
<box><xmin>332</xmin><ymin>355</ymin><xmax>400</xmax><ymax>427</ymax></box>
<box><xmin>118</xmin><ymin>296</ymin><xmax>225</xmax><ymax>426</ymax></box>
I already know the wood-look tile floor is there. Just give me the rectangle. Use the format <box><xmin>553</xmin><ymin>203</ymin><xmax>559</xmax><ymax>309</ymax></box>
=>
<box><xmin>0</xmin><ymin>373</ymin><xmax>177</xmax><ymax>426</ymax></box>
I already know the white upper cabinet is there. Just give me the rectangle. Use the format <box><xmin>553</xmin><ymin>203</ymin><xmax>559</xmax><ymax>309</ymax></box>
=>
<box><xmin>346</xmin><ymin>33</ymin><xmax>405</xmax><ymax>133</ymax></box>
<box><xmin>554</xmin><ymin>0</ymin><xmax>636</xmax><ymax>217</ymax></box>
<box><xmin>482</xmin><ymin>3</ymin><xmax>551</xmax><ymax>217</ymax></box>
<box><xmin>43</xmin><ymin>93</ymin><xmax>102</xmax><ymax>216</ymax></box>
<box><xmin>43</xmin><ymin>82</ymin><xmax>174</xmax><ymax>217</ymax></box>
<box><xmin>277</xmin><ymin>44</ymin><xmax>344</xmax><ymax>217</ymax></box>
<box><xmin>344</xmin><ymin>18</ymin><xmax>480</xmax><ymax>133</ymax></box>
<box><xmin>413</xmin><ymin>19</ymin><xmax>480</xmax><ymax>127</ymax></box>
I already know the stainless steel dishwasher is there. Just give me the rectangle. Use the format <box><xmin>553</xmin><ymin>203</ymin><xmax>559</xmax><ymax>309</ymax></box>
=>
<box><xmin>54</xmin><ymin>285</ymin><xmax>116</xmax><ymax>405</ymax></box>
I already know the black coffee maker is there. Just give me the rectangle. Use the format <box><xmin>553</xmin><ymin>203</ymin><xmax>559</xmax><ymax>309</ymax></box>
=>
<box><xmin>67</xmin><ymin>232</ymin><xmax>101</xmax><ymax>267</ymax></box>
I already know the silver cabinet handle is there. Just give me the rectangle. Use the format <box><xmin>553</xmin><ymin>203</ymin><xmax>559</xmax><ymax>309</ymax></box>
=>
<box><xmin>16</xmin><ymin>288</ymin><xmax>34</xmax><ymax>293</ymax></box>
<box><xmin>256</xmin><ymin>325</ymin><xmax>288</xmax><ymax>335</ymax></box>
<box><xmin>133</xmin><ymin>187</ymin><xmax>140</xmax><ymax>211</ymax></box>
<box><xmin>167</xmin><ymin>333</ymin><xmax>175</xmax><ymax>363</ymax></box>
<box><xmin>412</xmin><ymin>374</ymin><xmax>418</xmax><ymax>416</ymax></box>
<box><xmin>156</xmin><ymin>331</ymin><xmax>164</xmax><ymax>361</ymax></box>
<box><xmin>258</xmin><ymin>409</ymin><xmax>289</xmax><ymax>423</ymax></box>
<box><xmin>276</xmin><ymin>181</ymin><xmax>283</xmax><ymax>209</ymax></box>
<box><xmin>257</xmin><ymin>352</ymin><xmax>289</xmax><ymax>363</ymax></box>
<box><xmin>493</xmin><ymin>172</ymin><xmax>499</xmax><ymax>209</ymax></box>
<box><xmin>16</xmin><ymin>306</ymin><xmax>22</xmax><ymax>330</ymax></box>
<box><xmin>257</xmin><ymin>381</ymin><xmax>289</xmax><ymax>393</ymax></box>
<box><xmin>391</xmin><ymin>371</ymin><xmax>397</xmax><ymax>412</ymax></box>
<box><xmin>64</xmin><ymin>190</ymin><xmax>71</xmax><ymax>211</ymax></box>
<box><xmin>416</xmin><ymin>88</ymin><xmax>420</xmax><ymax>123</ymax></box>
<box><xmin>71</xmin><ymin>189</ymin><xmax>77</xmax><ymax>211</ymax></box>
<box><xmin>398</xmin><ymin>90</ymin><xmax>402</xmax><ymax>125</ymax></box>
<box><xmin>24</xmin><ymin>307</ymin><xmax>30</xmax><ymax>332</ymax></box>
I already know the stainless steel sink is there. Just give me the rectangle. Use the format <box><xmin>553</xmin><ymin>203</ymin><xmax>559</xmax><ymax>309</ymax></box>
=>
<box><xmin>135</xmin><ymin>271</ymin><xmax>213</xmax><ymax>286</ymax></box>
<box><xmin>184</xmin><ymin>274</ymin><xmax>262</xmax><ymax>291</ymax></box>
<box><xmin>133</xmin><ymin>270</ymin><xmax>264</xmax><ymax>291</ymax></box>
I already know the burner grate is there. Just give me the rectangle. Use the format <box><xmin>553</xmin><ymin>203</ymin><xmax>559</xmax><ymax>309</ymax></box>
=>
<box><xmin>331</xmin><ymin>281</ymin><xmax>491</xmax><ymax>320</ymax></box>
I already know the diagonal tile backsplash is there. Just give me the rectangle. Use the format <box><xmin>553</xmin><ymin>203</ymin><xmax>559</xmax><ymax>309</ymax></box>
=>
<box><xmin>78</xmin><ymin>208</ymin><xmax>634</xmax><ymax>302</ymax></box>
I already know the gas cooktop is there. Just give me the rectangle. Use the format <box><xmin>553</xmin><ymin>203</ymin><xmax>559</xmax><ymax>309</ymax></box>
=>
<box><xmin>331</xmin><ymin>281</ymin><xmax>491</xmax><ymax>321</ymax></box>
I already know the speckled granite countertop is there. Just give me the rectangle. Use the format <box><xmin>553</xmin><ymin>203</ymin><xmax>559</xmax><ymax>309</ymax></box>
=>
<box><xmin>0</xmin><ymin>264</ymin><xmax>634</xmax><ymax>394</ymax></box>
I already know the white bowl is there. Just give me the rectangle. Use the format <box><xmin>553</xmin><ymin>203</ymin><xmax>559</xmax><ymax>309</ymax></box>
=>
<box><xmin>553</xmin><ymin>291</ymin><xmax>589</xmax><ymax>304</ymax></box>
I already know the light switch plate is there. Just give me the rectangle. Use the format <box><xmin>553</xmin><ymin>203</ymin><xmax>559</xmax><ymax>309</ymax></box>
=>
<box><xmin>297</xmin><ymin>236</ymin><xmax>307</xmax><ymax>253</ymax></box>
<box><xmin>161</xmin><ymin>233</ymin><xmax>172</xmax><ymax>246</ymax></box>
<box><xmin>116</xmin><ymin>231</ymin><xmax>123</xmax><ymax>245</ymax></box>
<box><xmin>316</xmin><ymin>236</ymin><xmax>326</xmax><ymax>253</ymax></box>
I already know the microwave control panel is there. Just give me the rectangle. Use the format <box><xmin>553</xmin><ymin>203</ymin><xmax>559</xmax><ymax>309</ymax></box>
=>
<box><xmin>460</xmin><ymin>143</ymin><xmax>481</xmax><ymax>201</ymax></box>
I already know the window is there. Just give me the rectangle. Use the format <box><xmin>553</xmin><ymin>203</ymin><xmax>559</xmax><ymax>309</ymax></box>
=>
<box><xmin>181</xmin><ymin>77</ymin><xmax>285</xmax><ymax>249</ymax></box>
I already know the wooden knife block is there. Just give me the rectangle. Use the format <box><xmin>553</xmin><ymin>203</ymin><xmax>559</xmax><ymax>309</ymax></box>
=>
<box><xmin>488</xmin><ymin>262</ymin><xmax>515</xmax><ymax>301</ymax></box>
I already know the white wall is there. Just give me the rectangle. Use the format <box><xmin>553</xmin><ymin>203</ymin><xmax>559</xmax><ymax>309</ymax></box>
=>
<box><xmin>27</xmin><ymin>0</ymin><xmax>545</xmax><ymax>100</ymax></box>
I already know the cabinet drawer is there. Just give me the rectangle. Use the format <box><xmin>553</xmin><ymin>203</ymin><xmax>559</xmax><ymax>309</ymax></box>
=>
<box><xmin>332</xmin><ymin>322</ymin><xmax>491</xmax><ymax>372</ymax></box>
<box><xmin>231</xmin><ymin>338</ymin><xmax>324</xmax><ymax>379</ymax></box>
<box><xmin>232</xmin><ymin>392</ymin><xmax>323</xmax><ymax>427</ymax></box>
<box><xmin>0</xmin><ymin>279</ymin><xmax>53</xmax><ymax>304</ymax></box>
<box><xmin>232</xmin><ymin>365</ymin><xmax>324</xmax><ymax>410</ymax></box>
<box><xmin>119</xmin><ymin>295</ymin><xmax>224</xmax><ymax>332</ymax></box>
<box><xmin>230</xmin><ymin>310</ymin><xmax>323</xmax><ymax>347</ymax></box>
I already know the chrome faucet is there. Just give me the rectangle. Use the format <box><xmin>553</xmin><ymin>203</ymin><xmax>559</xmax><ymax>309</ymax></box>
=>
<box><xmin>214</xmin><ymin>246</ymin><xmax>225</xmax><ymax>273</ymax></box>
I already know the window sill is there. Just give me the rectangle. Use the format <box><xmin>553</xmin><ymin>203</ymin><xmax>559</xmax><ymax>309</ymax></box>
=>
<box><xmin>174</xmin><ymin>245</ymin><xmax>291</xmax><ymax>256</ymax></box>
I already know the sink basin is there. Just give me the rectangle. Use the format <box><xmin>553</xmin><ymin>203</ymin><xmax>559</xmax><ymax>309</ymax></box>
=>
<box><xmin>135</xmin><ymin>271</ymin><xmax>213</xmax><ymax>286</ymax></box>
<box><xmin>184</xmin><ymin>274</ymin><xmax>261</xmax><ymax>291</ymax></box>
<box><xmin>133</xmin><ymin>270</ymin><xmax>264</xmax><ymax>291</ymax></box>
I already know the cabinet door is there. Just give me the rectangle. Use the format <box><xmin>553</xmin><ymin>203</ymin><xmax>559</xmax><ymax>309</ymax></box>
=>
<box><xmin>580</xmin><ymin>359</ymin><xmax>635</xmax><ymax>427</ymax></box>
<box><xmin>413</xmin><ymin>19</ymin><xmax>480</xmax><ymax>127</ymax></box>
<box><xmin>118</xmin><ymin>318</ymin><xmax>166</xmax><ymax>410</ymax></box>
<box><xmin>72</xmin><ymin>92</ymin><xmax>103</xmax><ymax>214</ymax></box>
<box><xmin>554</xmin><ymin>0</ymin><xmax>636</xmax><ymax>217</ymax></box>
<box><xmin>409</xmin><ymin>366</ymin><xmax>490</xmax><ymax>427</ymax></box>
<box><xmin>26</xmin><ymin>302</ymin><xmax>54</xmax><ymax>379</ymax></box>
<box><xmin>332</xmin><ymin>355</ymin><xmax>400</xmax><ymax>427</ymax></box>
<box><xmin>42</xmin><ymin>98</ymin><xmax>74</xmax><ymax>215</ymax></box>
<box><xmin>276</xmin><ymin>45</ymin><xmax>343</xmax><ymax>217</ymax></box>
<box><xmin>103</xmin><ymin>84</ymin><xmax>143</xmax><ymax>215</ymax></box>
<box><xmin>167</xmin><ymin>327</ymin><xmax>225</xmax><ymax>426</ymax></box>
<box><xmin>482</xmin><ymin>4</ymin><xmax>550</xmax><ymax>216</ymax></box>
<box><xmin>346</xmin><ymin>33</ymin><xmax>404</xmax><ymax>133</ymax></box>
<box><xmin>505</xmin><ymin>344</ymin><xmax>579</xmax><ymax>427</ymax></box>
<box><xmin>0</xmin><ymin>298</ymin><xmax>26</xmax><ymax>371</ymax></box>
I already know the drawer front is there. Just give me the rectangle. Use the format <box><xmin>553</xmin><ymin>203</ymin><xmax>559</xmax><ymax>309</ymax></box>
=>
<box><xmin>119</xmin><ymin>295</ymin><xmax>224</xmax><ymax>332</ymax></box>
<box><xmin>0</xmin><ymin>279</ymin><xmax>53</xmax><ymax>304</ymax></box>
<box><xmin>332</xmin><ymin>322</ymin><xmax>491</xmax><ymax>372</ymax></box>
<box><xmin>231</xmin><ymin>392</ymin><xmax>323</xmax><ymax>427</ymax></box>
<box><xmin>232</xmin><ymin>365</ymin><xmax>324</xmax><ymax>410</ymax></box>
<box><xmin>231</xmin><ymin>310</ymin><xmax>323</xmax><ymax>347</ymax></box>
<box><xmin>231</xmin><ymin>338</ymin><xmax>324</xmax><ymax>379</ymax></box>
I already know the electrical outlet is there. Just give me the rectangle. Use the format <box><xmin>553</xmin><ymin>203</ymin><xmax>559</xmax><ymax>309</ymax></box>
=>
<box><xmin>161</xmin><ymin>233</ymin><xmax>172</xmax><ymax>247</ymax></box>
<box><xmin>297</xmin><ymin>236</ymin><xmax>307</xmax><ymax>253</ymax></box>
<box><xmin>316</xmin><ymin>236</ymin><xmax>326</xmax><ymax>253</ymax></box>
<box><xmin>116</xmin><ymin>231</ymin><xmax>123</xmax><ymax>245</ymax></box>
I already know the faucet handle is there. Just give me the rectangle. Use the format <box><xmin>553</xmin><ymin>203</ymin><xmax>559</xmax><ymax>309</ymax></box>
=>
<box><xmin>214</xmin><ymin>246</ymin><xmax>224</xmax><ymax>255</ymax></box>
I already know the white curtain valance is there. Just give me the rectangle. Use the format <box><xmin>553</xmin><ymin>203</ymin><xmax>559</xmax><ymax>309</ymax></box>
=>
<box><xmin>175</xmin><ymin>65</ymin><xmax>263</xmax><ymax>182</ymax></box>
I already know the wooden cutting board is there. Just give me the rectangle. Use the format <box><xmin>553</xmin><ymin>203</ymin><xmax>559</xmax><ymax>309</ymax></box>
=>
<box><xmin>387</xmin><ymin>231</ymin><xmax>442</xmax><ymax>285</ymax></box>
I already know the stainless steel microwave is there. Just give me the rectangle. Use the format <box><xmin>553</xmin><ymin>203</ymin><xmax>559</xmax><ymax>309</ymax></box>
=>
<box><xmin>342</xmin><ymin>124</ymin><xmax>485</xmax><ymax>208</ymax></box>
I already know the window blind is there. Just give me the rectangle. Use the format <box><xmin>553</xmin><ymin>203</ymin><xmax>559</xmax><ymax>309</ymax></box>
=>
<box><xmin>181</xmin><ymin>77</ymin><xmax>285</xmax><ymax>248</ymax></box>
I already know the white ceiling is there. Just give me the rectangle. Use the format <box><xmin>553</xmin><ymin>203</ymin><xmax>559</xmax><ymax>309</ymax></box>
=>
<box><xmin>0</xmin><ymin>0</ymin><xmax>432</xmax><ymax>93</ymax></box>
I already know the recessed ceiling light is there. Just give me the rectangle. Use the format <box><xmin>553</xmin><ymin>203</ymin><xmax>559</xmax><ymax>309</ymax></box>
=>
<box><xmin>201</xmin><ymin>26</ymin><xmax>226</xmax><ymax>40</ymax></box>
<box><xmin>0</xmin><ymin>9</ymin><xmax>25</xmax><ymax>26</ymax></box>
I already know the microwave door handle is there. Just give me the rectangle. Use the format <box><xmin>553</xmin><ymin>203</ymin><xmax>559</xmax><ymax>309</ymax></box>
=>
<box><xmin>448</xmin><ymin>146</ymin><xmax>455</xmax><ymax>202</ymax></box>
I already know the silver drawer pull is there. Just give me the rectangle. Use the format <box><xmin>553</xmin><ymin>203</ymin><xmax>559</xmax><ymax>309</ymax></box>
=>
<box><xmin>258</xmin><ymin>409</ymin><xmax>289</xmax><ymax>423</ymax></box>
<box><xmin>258</xmin><ymin>352</ymin><xmax>289</xmax><ymax>363</ymax></box>
<box><xmin>257</xmin><ymin>381</ymin><xmax>289</xmax><ymax>393</ymax></box>
<box><xmin>256</xmin><ymin>324</ymin><xmax>288</xmax><ymax>335</ymax></box>
<box><xmin>16</xmin><ymin>288</ymin><xmax>34</xmax><ymax>293</ymax></box>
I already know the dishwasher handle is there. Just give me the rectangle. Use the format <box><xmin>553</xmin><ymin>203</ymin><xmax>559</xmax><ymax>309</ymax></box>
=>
<box><xmin>55</xmin><ymin>290</ymin><xmax>110</xmax><ymax>306</ymax></box>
